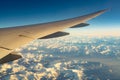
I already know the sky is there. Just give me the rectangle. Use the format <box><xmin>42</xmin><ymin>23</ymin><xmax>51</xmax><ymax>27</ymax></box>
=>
<box><xmin>0</xmin><ymin>0</ymin><xmax>119</xmax><ymax>36</ymax></box>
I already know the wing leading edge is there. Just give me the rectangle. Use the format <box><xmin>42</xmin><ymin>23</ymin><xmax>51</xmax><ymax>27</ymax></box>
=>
<box><xmin>0</xmin><ymin>9</ymin><xmax>108</xmax><ymax>64</ymax></box>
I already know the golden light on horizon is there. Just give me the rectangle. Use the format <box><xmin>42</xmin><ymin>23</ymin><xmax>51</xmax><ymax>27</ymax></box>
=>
<box><xmin>68</xmin><ymin>27</ymin><xmax>120</xmax><ymax>37</ymax></box>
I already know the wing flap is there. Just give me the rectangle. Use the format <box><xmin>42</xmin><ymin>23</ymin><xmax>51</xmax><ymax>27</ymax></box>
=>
<box><xmin>39</xmin><ymin>31</ymin><xmax>69</xmax><ymax>39</ymax></box>
<box><xmin>0</xmin><ymin>52</ymin><xmax>22</xmax><ymax>64</ymax></box>
<box><xmin>70</xmin><ymin>23</ymin><xmax>90</xmax><ymax>28</ymax></box>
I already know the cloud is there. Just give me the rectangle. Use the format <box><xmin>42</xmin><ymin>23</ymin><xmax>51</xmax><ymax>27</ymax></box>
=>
<box><xmin>0</xmin><ymin>36</ymin><xmax>119</xmax><ymax>79</ymax></box>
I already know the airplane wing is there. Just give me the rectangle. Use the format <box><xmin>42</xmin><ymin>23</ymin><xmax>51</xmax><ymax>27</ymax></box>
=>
<box><xmin>0</xmin><ymin>9</ymin><xmax>108</xmax><ymax>64</ymax></box>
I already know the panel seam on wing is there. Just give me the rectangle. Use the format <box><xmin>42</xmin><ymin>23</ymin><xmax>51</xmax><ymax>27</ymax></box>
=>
<box><xmin>0</xmin><ymin>46</ymin><xmax>12</xmax><ymax>50</ymax></box>
<box><xmin>19</xmin><ymin>34</ymin><xmax>34</xmax><ymax>39</ymax></box>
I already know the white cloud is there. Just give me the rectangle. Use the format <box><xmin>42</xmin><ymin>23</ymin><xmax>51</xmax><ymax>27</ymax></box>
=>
<box><xmin>0</xmin><ymin>36</ymin><xmax>119</xmax><ymax>79</ymax></box>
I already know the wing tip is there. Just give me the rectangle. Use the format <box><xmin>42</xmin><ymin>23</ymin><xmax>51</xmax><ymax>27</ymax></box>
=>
<box><xmin>100</xmin><ymin>8</ymin><xmax>110</xmax><ymax>12</ymax></box>
<box><xmin>97</xmin><ymin>8</ymin><xmax>110</xmax><ymax>15</ymax></box>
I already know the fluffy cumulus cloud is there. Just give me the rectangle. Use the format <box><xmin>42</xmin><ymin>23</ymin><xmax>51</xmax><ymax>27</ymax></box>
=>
<box><xmin>0</xmin><ymin>36</ymin><xmax>120</xmax><ymax>80</ymax></box>
<box><xmin>0</xmin><ymin>53</ymin><xmax>85</xmax><ymax>80</ymax></box>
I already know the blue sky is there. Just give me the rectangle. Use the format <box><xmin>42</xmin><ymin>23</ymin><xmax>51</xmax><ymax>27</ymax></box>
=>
<box><xmin>0</xmin><ymin>0</ymin><xmax>119</xmax><ymax>34</ymax></box>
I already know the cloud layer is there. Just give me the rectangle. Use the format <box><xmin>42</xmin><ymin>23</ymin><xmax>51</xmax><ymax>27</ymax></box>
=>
<box><xmin>0</xmin><ymin>36</ymin><xmax>120</xmax><ymax>80</ymax></box>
